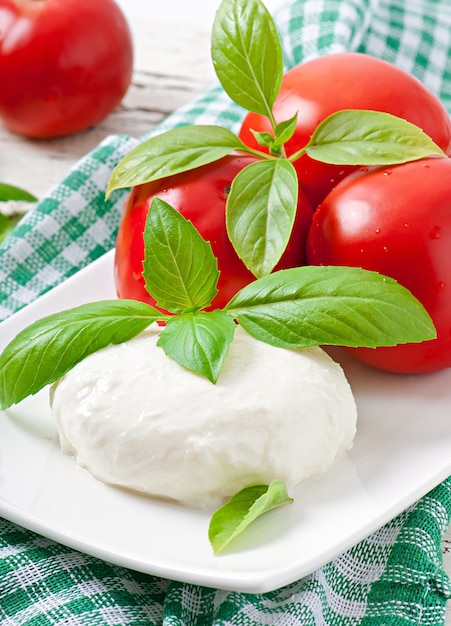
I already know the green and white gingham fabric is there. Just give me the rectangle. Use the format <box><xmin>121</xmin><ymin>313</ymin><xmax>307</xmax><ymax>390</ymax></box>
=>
<box><xmin>1</xmin><ymin>0</ymin><xmax>451</xmax><ymax>623</ymax></box>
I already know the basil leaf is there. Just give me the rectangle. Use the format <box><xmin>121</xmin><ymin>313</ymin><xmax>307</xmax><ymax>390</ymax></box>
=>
<box><xmin>211</xmin><ymin>0</ymin><xmax>283</xmax><ymax>117</ymax></box>
<box><xmin>251</xmin><ymin>131</ymin><xmax>274</xmax><ymax>148</ymax></box>
<box><xmin>209</xmin><ymin>480</ymin><xmax>293</xmax><ymax>555</ymax></box>
<box><xmin>305</xmin><ymin>110</ymin><xmax>446</xmax><ymax>165</ymax></box>
<box><xmin>157</xmin><ymin>311</ymin><xmax>236</xmax><ymax>383</ymax></box>
<box><xmin>0</xmin><ymin>213</ymin><xmax>21</xmax><ymax>244</ymax></box>
<box><xmin>107</xmin><ymin>125</ymin><xmax>244</xmax><ymax>195</ymax></box>
<box><xmin>226</xmin><ymin>266</ymin><xmax>436</xmax><ymax>348</ymax></box>
<box><xmin>143</xmin><ymin>198</ymin><xmax>220</xmax><ymax>313</ymax></box>
<box><xmin>0</xmin><ymin>182</ymin><xmax>37</xmax><ymax>202</ymax></box>
<box><xmin>0</xmin><ymin>183</ymin><xmax>37</xmax><ymax>243</ymax></box>
<box><xmin>274</xmin><ymin>113</ymin><xmax>298</xmax><ymax>147</ymax></box>
<box><xmin>0</xmin><ymin>300</ymin><xmax>161</xmax><ymax>409</ymax></box>
<box><xmin>226</xmin><ymin>159</ymin><xmax>298</xmax><ymax>278</ymax></box>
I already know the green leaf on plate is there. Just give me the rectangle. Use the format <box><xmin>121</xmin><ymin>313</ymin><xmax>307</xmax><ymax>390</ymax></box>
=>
<box><xmin>157</xmin><ymin>310</ymin><xmax>236</xmax><ymax>383</ymax></box>
<box><xmin>143</xmin><ymin>198</ymin><xmax>220</xmax><ymax>313</ymax></box>
<box><xmin>209</xmin><ymin>480</ymin><xmax>293</xmax><ymax>555</ymax></box>
<box><xmin>211</xmin><ymin>0</ymin><xmax>283</xmax><ymax>117</ymax></box>
<box><xmin>106</xmin><ymin>125</ymin><xmax>244</xmax><ymax>195</ymax></box>
<box><xmin>0</xmin><ymin>300</ymin><xmax>161</xmax><ymax>409</ymax></box>
<box><xmin>226</xmin><ymin>265</ymin><xmax>436</xmax><ymax>349</ymax></box>
<box><xmin>226</xmin><ymin>159</ymin><xmax>298</xmax><ymax>278</ymax></box>
<box><xmin>304</xmin><ymin>110</ymin><xmax>447</xmax><ymax>165</ymax></box>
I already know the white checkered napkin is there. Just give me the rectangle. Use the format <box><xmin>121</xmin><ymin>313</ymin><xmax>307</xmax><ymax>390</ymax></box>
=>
<box><xmin>0</xmin><ymin>134</ymin><xmax>138</xmax><ymax>321</ymax></box>
<box><xmin>0</xmin><ymin>479</ymin><xmax>450</xmax><ymax>625</ymax></box>
<box><xmin>279</xmin><ymin>0</ymin><xmax>451</xmax><ymax>108</ymax></box>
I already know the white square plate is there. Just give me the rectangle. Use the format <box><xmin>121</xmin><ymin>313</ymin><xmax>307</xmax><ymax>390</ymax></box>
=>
<box><xmin>1</xmin><ymin>249</ymin><xmax>451</xmax><ymax>593</ymax></box>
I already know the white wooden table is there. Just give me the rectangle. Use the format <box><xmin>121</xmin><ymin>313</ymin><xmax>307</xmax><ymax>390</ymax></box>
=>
<box><xmin>2</xmin><ymin>0</ymin><xmax>450</xmax><ymax>620</ymax></box>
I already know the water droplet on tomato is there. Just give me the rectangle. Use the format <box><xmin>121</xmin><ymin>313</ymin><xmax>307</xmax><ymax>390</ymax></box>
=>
<box><xmin>383</xmin><ymin>246</ymin><xmax>388</xmax><ymax>252</ymax></box>
<box><xmin>437</xmin><ymin>282</ymin><xmax>446</xmax><ymax>291</ymax></box>
<box><xmin>375</xmin><ymin>228</ymin><xmax>381</xmax><ymax>234</ymax></box>
<box><xmin>429</xmin><ymin>225</ymin><xmax>441</xmax><ymax>239</ymax></box>
<box><xmin>383</xmin><ymin>171</ymin><xmax>392</xmax><ymax>176</ymax></box>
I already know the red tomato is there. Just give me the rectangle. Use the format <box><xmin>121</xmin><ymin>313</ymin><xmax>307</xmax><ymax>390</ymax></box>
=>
<box><xmin>306</xmin><ymin>157</ymin><xmax>451</xmax><ymax>374</ymax></box>
<box><xmin>115</xmin><ymin>155</ymin><xmax>313</xmax><ymax>311</ymax></box>
<box><xmin>0</xmin><ymin>0</ymin><xmax>133</xmax><ymax>138</ymax></box>
<box><xmin>239</xmin><ymin>53</ymin><xmax>451</xmax><ymax>209</ymax></box>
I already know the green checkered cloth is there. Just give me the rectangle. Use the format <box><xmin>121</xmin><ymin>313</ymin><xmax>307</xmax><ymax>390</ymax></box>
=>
<box><xmin>1</xmin><ymin>0</ymin><xmax>451</xmax><ymax>623</ymax></box>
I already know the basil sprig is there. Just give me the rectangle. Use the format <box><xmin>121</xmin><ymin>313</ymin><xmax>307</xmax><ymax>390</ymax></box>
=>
<box><xmin>106</xmin><ymin>0</ymin><xmax>446</xmax><ymax>280</ymax></box>
<box><xmin>0</xmin><ymin>197</ymin><xmax>436</xmax><ymax>410</ymax></box>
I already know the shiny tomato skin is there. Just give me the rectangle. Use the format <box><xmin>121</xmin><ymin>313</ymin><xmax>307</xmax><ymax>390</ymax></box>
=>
<box><xmin>0</xmin><ymin>0</ymin><xmax>133</xmax><ymax>138</ymax></box>
<box><xmin>115</xmin><ymin>155</ymin><xmax>313</xmax><ymax>311</ymax></box>
<box><xmin>306</xmin><ymin>157</ymin><xmax>451</xmax><ymax>374</ymax></box>
<box><xmin>239</xmin><ymin>53</ymin><xmax>451</xmax><ymax>209</ymax></box>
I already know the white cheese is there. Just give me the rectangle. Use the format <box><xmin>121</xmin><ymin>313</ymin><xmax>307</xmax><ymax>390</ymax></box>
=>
<box><xmin>50</xmin><ymin>324</ymin><xmax>357</xmax><ymax>509</ymax></box>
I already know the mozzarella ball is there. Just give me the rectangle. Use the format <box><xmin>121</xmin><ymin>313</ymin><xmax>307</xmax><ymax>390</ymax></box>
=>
<box><xmin>50</xmin><ymin>324</ymin><xmax>357</xmax><ymax>509</ymax></box>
